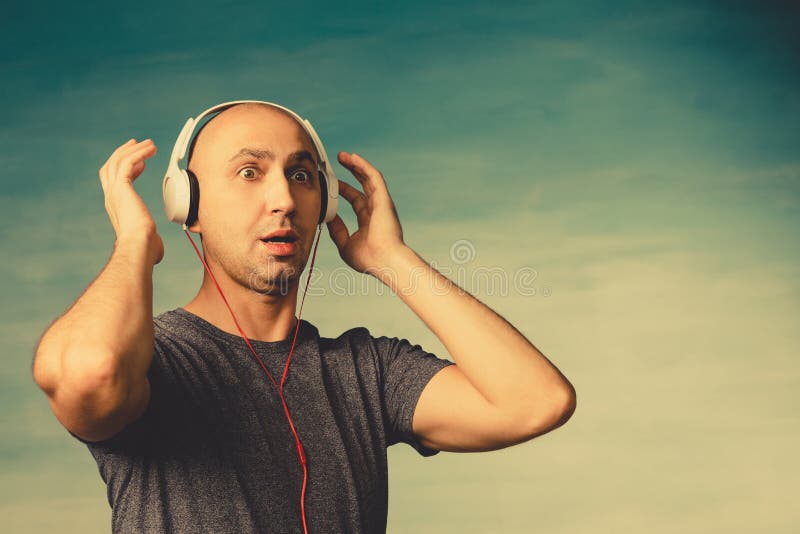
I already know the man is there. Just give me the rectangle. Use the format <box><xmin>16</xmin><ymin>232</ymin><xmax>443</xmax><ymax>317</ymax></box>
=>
<box><xmin>32</xmin><ymin>102</ymin><xmax>576</xmax><ymax>533</ymax></box>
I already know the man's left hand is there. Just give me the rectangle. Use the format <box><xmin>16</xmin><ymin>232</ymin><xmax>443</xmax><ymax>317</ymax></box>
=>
<box><xmin>326</xmin><ymin>151</ymin><xmax>407</xmax><ymax>276</ymax></box>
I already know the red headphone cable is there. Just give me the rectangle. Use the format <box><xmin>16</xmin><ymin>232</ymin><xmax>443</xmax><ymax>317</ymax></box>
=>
<box><xmin>183</xmin><ymin>223</ymin><xmax>323</xmax><ymax>534</ymax></box>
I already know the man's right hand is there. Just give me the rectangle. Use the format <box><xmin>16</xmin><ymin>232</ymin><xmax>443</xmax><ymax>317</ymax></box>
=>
<box><xmin>33</xmin><ymin>138</ymin><xmax>163</xmax><ymax>441</ymax></box>
<box><xmin>99</xmin><ymin>138</ymin><xmax>164</xmax><ymax>265</ymax></box>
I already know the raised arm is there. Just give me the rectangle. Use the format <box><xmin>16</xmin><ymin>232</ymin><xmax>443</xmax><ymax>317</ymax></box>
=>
<box><xmin>327</xmin><ymin>151</ymin><xmax>576</xmax><ymax>453</ymax></box>
<box><xmin>32</xmin><ymin>139</ymin><xmax>163</xmax><ymax>442</ymax></box>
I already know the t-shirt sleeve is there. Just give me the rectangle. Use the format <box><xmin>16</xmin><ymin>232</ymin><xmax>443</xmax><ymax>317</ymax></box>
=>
<box><xmin>372</xmin><ymin>334</ymin><xmax>455</xmax><ymax>457</ymax></box>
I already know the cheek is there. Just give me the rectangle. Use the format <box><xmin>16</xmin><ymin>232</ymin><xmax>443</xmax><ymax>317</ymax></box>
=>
<box><xmin>202</xmin><ymin>190</ymin><xmax>258</xmax><ymax>224</ymax></box>
<box><xmin>298</xmin><ymin>187</ymin><xmax>322</xmax><ymax>217</ymax></box>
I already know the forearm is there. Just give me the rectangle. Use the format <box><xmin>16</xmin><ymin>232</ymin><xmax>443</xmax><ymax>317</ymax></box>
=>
<box><xmin>373</xmin><ymin>245</ymin><xmax>575</xmax><ymax>419</ymax></box>
<box><xmin>34</xmin><ymin>233</ymin><xmax>157</xmax><ymax>399</ymax></box>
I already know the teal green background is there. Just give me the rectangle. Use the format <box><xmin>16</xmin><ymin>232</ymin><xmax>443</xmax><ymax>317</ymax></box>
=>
<box><xmin>2</xmin><ymin>1</ymin><xmax>798</xmax><ymax>532</ymax></box>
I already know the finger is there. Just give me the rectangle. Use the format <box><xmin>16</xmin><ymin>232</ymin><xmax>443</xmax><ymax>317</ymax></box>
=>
<box><xmin>338</xmin><ymin>180</ymin><xmax>368</xmax><ymax>208</ymax></box>
<box><xmin>100</xmin><ymin>138</ymin><xmax>137</xmax><ymax>186</ymax></box>
<box><xmin>337</xmin><ymin>180</ymin><xmax>370</xmax><ymax>227</ymax></box>
<box><xmin>350</xmin><ymin>153</ymin><xmax>392</xmax><ymax>201</ymax></box>
<box><xmin>111</xmin><ymin>139</ymin><xmax>155</xmax><ymax>174</ymax></box>
<box><xmin>112</xmin><ymin>138</ymin><xmax>138</xmax><ymax>157</ymax></box>
<box><xmin>337</xmin><ymin>152</ymin><xmax>377</xmax><ymax>195</ymax></box>
<box><xmin>107</xmin><ymin>138</ymin><xmax>150</xmax><ymax>172</ymax></box>
<box><xmin>119</xmin><ymin>142</ymin><xmax>157</xmax><ymax>176</ymax></box>
<box><xmin>109</xmin><ymin>138</ymin><xmax>141</xmax><ymax>167</ymax></box>
<box><xmin>108</xmin><ymin>140</ymin><xmax>143</xmax><ymax>183</ymax></box>
<box><xmin>326</xmin><ymin>214</ymin><xmax>350</xmax><ymax>252</ymax></box>
<box><xmin>338</xmin><ymin>152</ymin><xmax>394</xmax><ymax>210</ymax></box>
<box><xmin>111</xmin><ymin>141</ymin><xmax>157</xmax><ymax>184</ymax></box>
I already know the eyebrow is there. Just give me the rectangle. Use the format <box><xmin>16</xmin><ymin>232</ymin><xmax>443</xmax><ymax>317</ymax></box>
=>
<box><xmin>228</xmin><ymin>147</ymin><xmax>317</xmax><ymax>166</ymax></box>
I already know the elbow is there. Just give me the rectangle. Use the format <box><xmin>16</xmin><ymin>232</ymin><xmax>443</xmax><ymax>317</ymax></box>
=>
<box><xmin>523</xmin><ymin>384</ymin><xmax>577</xmax><ymax>439</ymax></box>
<box><xmin>49</xmin><ymin>361</ymin><xmax>139</xmax><ymax>442</ymax></box>
<box><xmin>33</xmin><ymin>336</ymin><xmax>148</xmax><ymax>442</ymax></box>
<box><xmin>36</xmin><ymin>344</ymin><xmax>131</xmax><ymax>415</ymax></box>
<box><xmin>33</xmin><ymin>331</ymin><xmax>60</xmax><ymax>396</ymax></box>
<box><xmin>553</xmin><ymin>384</ymin><xmax>577</xmax><ymax>428</ymax></box>
<box><xmin>60</xmin><ymin>353</ymin><xmax>131</xmax><ymax>413</ymax></box>
<box><xmin>33</xmin><ymin>342</ymin><xmax>65</xmax><ymax>398</ymax></box>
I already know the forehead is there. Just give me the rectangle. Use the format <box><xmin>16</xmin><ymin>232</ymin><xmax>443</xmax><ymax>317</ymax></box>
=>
<box><xmin>193</xmin><ymin>105</ymin><xmax>315</xmax><ymax>165</ymax></box>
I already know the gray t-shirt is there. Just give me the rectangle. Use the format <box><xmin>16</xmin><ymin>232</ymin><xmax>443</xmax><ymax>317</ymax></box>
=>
<box><xmin>70</xmin><ymin>308</ymin><xmax>454</xmax><ymax>533</ymax></box>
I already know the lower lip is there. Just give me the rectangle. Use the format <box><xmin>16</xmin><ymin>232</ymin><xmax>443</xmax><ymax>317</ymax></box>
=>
<box><xmin>261</xmin><ymin>240</ymin><xmax>298</xmax><ymax>256</ymax></box>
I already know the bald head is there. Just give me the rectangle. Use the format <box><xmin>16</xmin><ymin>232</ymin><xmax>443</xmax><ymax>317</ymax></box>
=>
<box><xmin>186</xmin><ymin>103</ymin><xmax>320</xmax><ymax>172</ymax></box>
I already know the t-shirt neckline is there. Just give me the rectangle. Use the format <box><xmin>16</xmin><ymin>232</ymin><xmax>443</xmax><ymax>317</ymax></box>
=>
<box><xmin>169</xmin><ymin>307</ymin><xmax>311</xmax><ymax>353</ymax></box>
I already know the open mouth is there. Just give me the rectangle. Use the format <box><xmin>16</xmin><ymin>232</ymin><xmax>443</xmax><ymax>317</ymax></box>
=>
<box><xmin>260</xmin><ymin>236</ymin><xmax>297</xmax><ymax>243</ymax></box>
<box><xmin>259</xmin><ymin>234</ymin><xmax>299</xmax><ymax>256</ymax></box>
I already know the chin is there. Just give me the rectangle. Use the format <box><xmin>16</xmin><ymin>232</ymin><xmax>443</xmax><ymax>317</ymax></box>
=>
<box><xmin>245</xmin><ymin>264</ymin><xmax>302</xmax><ymax>297</ymax></box>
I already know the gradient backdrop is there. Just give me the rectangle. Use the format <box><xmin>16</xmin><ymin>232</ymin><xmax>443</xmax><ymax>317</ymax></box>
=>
<box><xmin>2</xmin><ymin>1</ymin><xmax>798</xmax><ymax>532</ymax></box>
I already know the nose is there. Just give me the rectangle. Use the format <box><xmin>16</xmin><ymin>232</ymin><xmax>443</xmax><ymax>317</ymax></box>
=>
<box><xmin>263</xmin><ymin>168</ymin><xmax>297</xmax><ymax>217</ymax></box>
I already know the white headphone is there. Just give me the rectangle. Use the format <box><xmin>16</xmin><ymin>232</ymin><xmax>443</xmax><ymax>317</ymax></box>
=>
<box><xmin>162</xmin><ymin>100</ymin><xmax>339</xmax><ymax>228</ymax></box>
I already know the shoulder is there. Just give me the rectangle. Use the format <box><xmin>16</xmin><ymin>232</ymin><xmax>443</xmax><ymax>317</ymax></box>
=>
<box><xmin>316</xmin><ymin>324</ymin><xmax>399</xmax><ymax>358</ymax></box>
<box><xmin>153</xmin><ymin>308</ymin><xmax>201</xmax><ymax>341</ymax></box>
<box><xmin>318</xmin><ymin>324</ymin><xmax>371</xmax><ymax>349</ymax></box>
<box><xmin>151</xmin><ymin>308</ymin><xmax>234</xmax><ymax>356</ymax></box>
<box><xmin>317</xmin><ymin>324</ymin><xmax>451</xmax><ymax>370</ymax></box>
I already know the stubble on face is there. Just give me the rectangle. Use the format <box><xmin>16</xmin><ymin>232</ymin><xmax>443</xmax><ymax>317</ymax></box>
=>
<box><xmin>197</xmin><ymin>211</ymin><xmax>316</xmax><ymax>298</ymax></box>
<box><xmin>245</xmin><ymin>239</ymin><xmax>312</xmax><ymax>297</ymax></box>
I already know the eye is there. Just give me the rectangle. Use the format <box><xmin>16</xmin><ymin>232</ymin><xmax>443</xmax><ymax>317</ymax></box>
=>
<box><xmin>238</xmin><ymin>167</ymin><xmax>259</xmax><ymax>181</ymax></box>
<box><xmin>291</xmin><ymin>168</ymin><xmax>312</xmax><ymax>184</ymax></box>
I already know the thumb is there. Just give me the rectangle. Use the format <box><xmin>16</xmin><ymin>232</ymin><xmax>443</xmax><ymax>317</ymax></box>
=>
<box><xmin>326</xmin><ymin>215</ymin><xmax>349</xmax><ymax>251</ymax></box>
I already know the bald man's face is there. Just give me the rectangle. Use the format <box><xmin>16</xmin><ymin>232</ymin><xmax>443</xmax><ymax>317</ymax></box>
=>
<box><xmin>188</xmin><ymin>105</ymin><xmax>322</xmax><ymax>295</ymax></box>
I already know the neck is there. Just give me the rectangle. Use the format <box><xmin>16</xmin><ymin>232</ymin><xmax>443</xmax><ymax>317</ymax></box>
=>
<box><xmin>184</xmin><ymin>270</ymin><xmax>301</xmax><ymax>343</ymax></box>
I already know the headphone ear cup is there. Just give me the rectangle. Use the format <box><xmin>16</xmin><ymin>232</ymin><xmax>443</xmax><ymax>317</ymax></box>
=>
<box><xmin>317</xmin><ymin>170</ymin><xmax>329</xmax><ymax>225</ymax></box>
<box><xmin>186</xmin><ymin>170</ymin><xmax>200</xmax><ymax>227</ymax></box>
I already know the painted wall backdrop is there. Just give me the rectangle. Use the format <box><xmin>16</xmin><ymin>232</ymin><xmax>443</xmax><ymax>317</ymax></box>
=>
<box><xmin>1</xmin><ymin>0</ymin><xmax>798</xmax><ymax>532</ymax></box>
